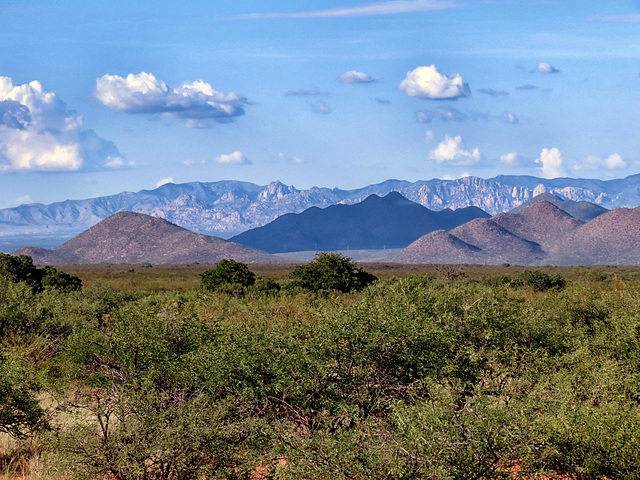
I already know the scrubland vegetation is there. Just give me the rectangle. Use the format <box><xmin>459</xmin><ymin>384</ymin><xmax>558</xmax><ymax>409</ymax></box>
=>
<box><xmin>2</xmin><ymin>253</ymin><xmax>640</xmax><ymax>479</ymax></box>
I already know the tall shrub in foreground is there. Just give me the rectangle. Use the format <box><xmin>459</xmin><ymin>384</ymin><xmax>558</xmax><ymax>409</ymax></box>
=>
<box><xmin>289</xmin><ymin>252</ymin><xmax>377</xmax><ymax>293</ymax></box>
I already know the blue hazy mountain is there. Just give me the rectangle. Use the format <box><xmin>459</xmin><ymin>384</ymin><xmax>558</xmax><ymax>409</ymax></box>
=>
<box><xmin>229</xmin><ymin>192</ymin><xmax>490</xmax><ymax>253</ymax></box>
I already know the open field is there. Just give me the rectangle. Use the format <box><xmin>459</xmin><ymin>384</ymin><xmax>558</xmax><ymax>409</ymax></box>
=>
<box><xmin>2</xmin><ymin>259</ymin><xmax>640</xmax><ymax>479</ymax></box>
<box><xmin>58</xmin><ymin>261</ymin><xmax>640</xmax><ymax>291</ymax></box>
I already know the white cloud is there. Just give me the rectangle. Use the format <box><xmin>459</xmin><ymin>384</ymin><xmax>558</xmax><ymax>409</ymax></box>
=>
<box><xmin>338</xmin><ymin>70</ymin><xmax>375</xmax><ymax>83</ymax></box>
<box><xmin>399</xmin><ymin>65</ymin><xmax>470</xmax><ymax>99</ymax></box>
<box><xmin>95</xmin><ymin>72</ymin><xmax>248</xmax><ymax>126</ymax></box>
<box><xmin>229</xmin><ymin>1</ymin><xmax>461</xmax><ymax>19</ymax></box>
<box><xmin>425</xmin><ymin>130</ymin><xmax>434</xmax><ymax>143</ymax></box>
<box><xmin>500</xmin><ymin>152</ymin><xmax>522</xmax><ymax>166</ymax></box>
<box><xmin>536</xmin><ymin>147</ymin><xmax>566</xmax><ymax>178</ymax></box>
<box><xmin>0</xmin><ymin>76</ymin><xmax>125</xmax><ymax>172</ymax></box>
<box><xmin>535</xmin><ymin>62</ymin><xmax>559</xmax><ymax>74</ymax></box>
<box><xmin>502</xmin><ymin>111</ymin><xmax>519</xmax><ymax>124</ymax></box>
<box><xmin>581</xmin><ymin>153</ymin><xmax>627</xmax><ymax>170</ymax></box>
<box><xmin>156</xmin><ymin>177</ymin><xmax>175</xmax><ymax>187</ymax></box>
<box><xmin>429</xmin><ymin>135</ymin><xmax>481</xmax><ymax>165</ymax></box>
<box><xmin>12</xmin><ymin>195</ymin><xmax>33</xmax><ymax>206</ymax></box>
<box><xmin>216</xmin><ymin>151</ymin><xmax>252</xmax><ymax>165</ymax></box>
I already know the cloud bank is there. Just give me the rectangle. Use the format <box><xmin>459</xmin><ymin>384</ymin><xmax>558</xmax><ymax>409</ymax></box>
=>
<box><xmin>399</xmin><ymin>65</ymin><xmax>470</xmax><ymax>99</ymax></box>
<box><xmin>95</xmin><ymin>72</ymin><xmax>248</xmax><ymax>127</ymax></box>
<box><xmin>0</xmin><ymin>76</ymin><xmax>125</xmax><ymax>172</ymax></box>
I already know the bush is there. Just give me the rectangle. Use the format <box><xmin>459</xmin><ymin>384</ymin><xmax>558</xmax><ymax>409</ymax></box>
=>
<box><xmin>513</xmin><ymin>269</ymin><xmax>566</xmax><ymax>291</ymax></box>
<box><xmin>289</xmin><ymin>252</ymin><xmax>377</xmax><ymax>293</ymax></box>
<box><xmin>201</xmin><ymin>259</ymin><xmax>256</xmax><ymax>291</ymax></box>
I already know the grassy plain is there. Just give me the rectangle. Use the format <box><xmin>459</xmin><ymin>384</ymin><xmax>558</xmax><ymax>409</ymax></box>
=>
<box><xmin>2</xmin><ymin>261</ymin><xmax>640</xmax><ymax>479</ymax></box>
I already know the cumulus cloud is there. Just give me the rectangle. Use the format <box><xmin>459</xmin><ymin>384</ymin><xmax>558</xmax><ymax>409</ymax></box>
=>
<box><xmin>536</xmin><ymin>147</ymin><xmax>566</xmax><ymax>178</ymax></box>
<box><xmin>95</xmin><ymin>72</ymin><xmax>248</xmax><ymax>126</ymax></box>
<box><xmin>535</xmin><ymin>62</ymin><xmax>559</xmax><ymax>74</ymax></box>
<box><xmin>399</xmin><ymin>65</ymin><xmax>470</xmax><ymax>99</ymax></box>
<box><xmin>156</xmin><ymin>177</ymin><xmax>175</xmax><ymax>187</ymax></box>
<box><xmin>216</xmin><ymin>151</ymin><xmax>252</xmax><ymax>165</ymax></box>
<box><xmin>0</xmin><ymin>76</ymin><xmax>125</xmax><ymax>172</ymax></box>
<box><xmin>337</xmin><ymin>70</ymin><xmax>375</xmax><ymax>83</ymax></box>
<box><xmin>229</xmin><ymin>1</ymin><xmax>461</xmax><ymax>19</ymax></box>
<box><xmin>429</xmin><ymin>135</ymin><xmax>481</xmax><ymax>165</ymax></box>
<box><xmin>477</xmin><ymin>88</ymin><xmax>509</xmax><ymax>97</ymax></box>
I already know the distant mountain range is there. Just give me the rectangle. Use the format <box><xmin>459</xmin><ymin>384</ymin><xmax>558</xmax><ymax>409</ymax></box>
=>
<box><xmin>11</xmin><ymin>194</ymin><xmax>640</xmax><ymax>266</ymax></box>
<box><xmin>13</xmin><ymin>212</ymin><xmax>281</xmax><ymax>265</ymax></box>
<box><xmin>229</xmin><ymin>192</ymin><xmax>490</xmax><ymax>253</ymax></box>
<box><xmin>2</xmin><ymin>173</ymin><xmax>640</xmax><ymax>251</ymax></box>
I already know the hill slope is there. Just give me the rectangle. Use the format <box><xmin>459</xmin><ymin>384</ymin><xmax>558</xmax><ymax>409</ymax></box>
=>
<box><xmin>229</xmin><ymin>192</ymin><xmax>490</xmax><ymax>253</ymax></box>
<box><xmin>12</xmin><ymin>212</ymin><xmax>280</xmax><ymax>265</ymax></box>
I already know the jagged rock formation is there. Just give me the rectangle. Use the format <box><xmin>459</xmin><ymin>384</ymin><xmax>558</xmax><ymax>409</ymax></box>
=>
<box><xmin>12</xmin><ymin>212</ymin><xmax>281</xmax><ymax>265</ymax></box>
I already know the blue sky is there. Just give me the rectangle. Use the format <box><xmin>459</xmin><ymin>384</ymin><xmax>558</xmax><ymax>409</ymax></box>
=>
<box><xmin>1</xmin><ymin>0</ymin><xmax>640</xmax><ymax>208</ymax></box>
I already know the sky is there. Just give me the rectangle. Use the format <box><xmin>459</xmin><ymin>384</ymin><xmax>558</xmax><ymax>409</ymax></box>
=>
<box><xmin>1</xmin><ymin>0</ymin><xmax>640</xmax><ymax>208</ymax></box>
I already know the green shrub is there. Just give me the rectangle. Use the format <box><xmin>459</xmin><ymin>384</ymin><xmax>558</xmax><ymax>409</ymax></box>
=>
<box><xmin>513</xmin><ymin>269</ymin><xmax>566</xmax><ymax>291</ymax></box>
<box><xmin>289</xmin><ymin>252</ymin><xmax>377</xmax><ymax>293</ymax></box>
<box><xmin>200</xmin><ymin>259</ymin><xmax>256</xmax><ymax>291</ymax></box>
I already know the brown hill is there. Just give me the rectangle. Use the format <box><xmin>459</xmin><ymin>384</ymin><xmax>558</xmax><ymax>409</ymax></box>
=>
<box><xmin>545</xmin><ymin>207</ymin><xmax>640</xmax><ymax>265</ymax></box>
<box><xmin>449</xmin><ymin>218</ymin><xmax>546</xmax><ymax>264</ymax></box>
<box><xmin>492</xmin><ymin>200</ymin><xmax>584</xmax><ymax>250</ymax></box>
<box><xmin>390</xmin><ymin>230</ymin><xmax>486</xmax><ymax>264</ymax></box>
<box><xmin>12</xmin><ymin>211</ymin><xmax>281</xmax><ymax>265</ymax></box>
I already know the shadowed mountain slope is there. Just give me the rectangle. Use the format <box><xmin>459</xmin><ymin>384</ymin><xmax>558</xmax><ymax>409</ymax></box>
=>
<box><xmin>390</xmin><ymin>230</ymin><xmax>486</xmax><ymax>264</ymax></box>
<box><xmin>449</xmin><ymin>218</ymin><xmax>547</xmax><ymax>264</ymax></box>
<box><xmin>12</xmin><ymin>212</ymin><xmax>280</xmax><ymax>265</ymax></box>
<box><xmin>492</xmin><ymin>200</ymin><xmax>584</xmax><ymax>250</ymax></box>
<box><xmin>545</xmin><ymin>207</ymin><xmax>640</xmax><ymax>265</ymax></box>
<box><xmin>229</xmin><ymin>192</ymin><xmax>490</xmax><ymax>253</ymax></box>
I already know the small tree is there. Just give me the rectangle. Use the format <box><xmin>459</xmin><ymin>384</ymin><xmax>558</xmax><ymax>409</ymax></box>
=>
<box><xmin>289</xmin><ymin>252</ymin><xmax>377</xmax><ymax>293</ymax></box>
<box><xmin>201</xmin><ymin>259</ymin><xmax>256</xmax><ymax>291</ymax></box>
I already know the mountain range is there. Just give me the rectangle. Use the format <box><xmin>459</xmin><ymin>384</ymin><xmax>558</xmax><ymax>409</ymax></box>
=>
<box><xmin>229</xmin><ymin>192</ymin><xmax>490</xmax><ymax>253</ymax></box>
<box><xmin>2</xmin><ymin>173</ymin><xmax>640</xmax><ymax>251</ymax></box>
<box><xmin>11</xmin><ymin>193</ymin><xmax>640</xmax><ymax>266</ymax></box>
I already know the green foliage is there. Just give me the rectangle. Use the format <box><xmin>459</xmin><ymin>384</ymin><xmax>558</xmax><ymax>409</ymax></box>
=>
<box><xmin>0</xmin><ymin>253</ymin><xmax>82</xmax><ymax>294</ymax></box>
<box><xmin>513</xmin><ymin>269</ymin><xmax>567</xmax><ymax>291</ymax></box>
<box><xmin>0</xmin><ymin>349</ymin><xmax>49</xmax><ymax>438</ymax></box>
<box><xmin>40</xmin><ymin>266</ymin><xmax>82</xmax><ymax>292</ymax></box>
<box><xmin>200</xmin><ymin>259</ymin><xmax>256</xmax><ymax>291</ymax></box>
<box><xmin>289</xmin><ymin>252</ymin><xmax>377</xmax><ymax>293</ymax></box>
<box><xmin>4</xmin><ymin>264</ymin><xmax>640</xmax><ymax>478</ymax></box>
<box><xmin>0</xmin><ymin>253</ymin><xmax>43</xmax><ymax>290</ymax></box>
